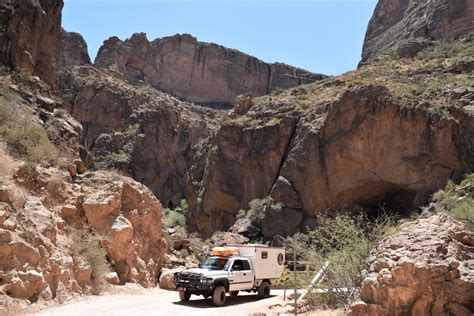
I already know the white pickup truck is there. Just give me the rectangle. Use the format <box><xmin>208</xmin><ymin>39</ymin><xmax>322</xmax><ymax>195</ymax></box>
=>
<box><xmin>174</xmin><ymin>244</ymin><xmax>285</xmax><ymax>306</ymax></box>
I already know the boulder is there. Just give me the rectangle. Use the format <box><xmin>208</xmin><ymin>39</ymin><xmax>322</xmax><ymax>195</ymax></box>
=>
<box><xmin>396</xmin><ymin>40</ymin><xmax>426</xmax><ymax>59</ymax></box>
<box><xmin>229</xmin><ymin>93</ymin><xmax>255</xmax><ymax>117</ymax></box>
<box><xmin>159</xmin><ymin>268</ymin><xmax>183</xmax><ymax>291</ymax></box>
<box><xmin>209</xmin><ymin>232</ymin><xmax>249</xmax><ymax>246</ymax></box>
<box><xmin>350</xmin><ymin>214</ymin><xmax>474</xmax><ymax>315</ymax></box>
<box><xmin>261</xmin><ymin>207</ymin><xmax>303</xmax><ymax>238</ymax></box>
<box><xmin>105</xmin><ymin>272</ymin><xmax>120</xmax><ymax>286</ymax></box>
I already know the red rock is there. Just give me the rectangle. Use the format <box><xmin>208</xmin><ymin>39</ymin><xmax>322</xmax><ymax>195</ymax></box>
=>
<box><xmin>349</xmin><ymin>215</ymin><xmax>474</xmax><ymax>315</ymax></box>
<box><xmin>361</xmin><ymin>0</ymin><xmax>474</xmax><ymax>63</ymax></box>
<box><xmin>0</xmin><ymin>0</ymin><xmax>63</xmax><ymax>85</ymax></box>
<box><xmin>95</xmin><ymin>33</ymin><xmax>325</xmax><ymax>107</ymax></box>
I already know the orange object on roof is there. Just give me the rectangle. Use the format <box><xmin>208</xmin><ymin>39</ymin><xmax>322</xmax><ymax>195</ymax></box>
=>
<box><xmin>210</xmin><ymin>246</ymin><xmax>240</xmax><ymax>256</ymax></box>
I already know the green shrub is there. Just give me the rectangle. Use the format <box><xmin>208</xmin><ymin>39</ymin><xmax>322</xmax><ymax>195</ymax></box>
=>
<box><xmin>71</xmin><ymin>230</ymin><xmax>110</xmax><ymax>281</ymax></box>
<box><xmin>0</xmin><ymin>95</ymin><xmax>60</xmax><ymax>166</ymax></box>
<box><xmin>163</xmin><ymin>209</ymin><xmax>186</xmax><ymax>228</ymax></box>
<box><xmin>294</xmin><ymin>213</ymin><xmax>396</xmax><ymax>308</ymax></box>
<box><xmin>272</xmin><ymin>87</ymin><xmax>285</xmax><ymax>95</ymax></box>
<box><xmin>432</xmin><ymin>174</ymin><xmax>474</xmax><ymax>230</ymax></box>
<box><xmin>6</xmin><ymin>123</ymin><xmax>59</xmax><ymax>166</ymax></box>
<box><xmin>180</xmin><ymin>249</ymin><xmax>189</xmax><ymax>259</ymax></box>
<box><xmin>237</xmin><ymin>196</ymin><xmax>282</xmax><ymax>222</ymax></box>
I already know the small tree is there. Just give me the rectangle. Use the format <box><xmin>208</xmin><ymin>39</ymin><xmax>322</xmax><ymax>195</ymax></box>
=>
<box><xmin>294</xmin><ymin>212</ymin><xmax>396</xmax><ymax>307</ymax></box>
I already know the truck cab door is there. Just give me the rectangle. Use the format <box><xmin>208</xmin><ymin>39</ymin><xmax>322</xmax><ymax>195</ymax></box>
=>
<box><xmin>229</xmin><ymin>259</ymin><xmax>254</xmax><ymax>291</ymax></box>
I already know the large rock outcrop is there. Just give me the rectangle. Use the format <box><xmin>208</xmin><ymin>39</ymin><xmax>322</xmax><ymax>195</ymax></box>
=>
<box><xmin>57</xmin><ymin>29</ymin><xmax>91</xmax><ymax>69</ymax></box>
<box><xmin>0</xmin><ymin>0</ymin><xmax>63</xmax><ymax>85</ymax></box>
<box><xmin>350</xmin><ymin>214</ymin><xmax>474</xmax><ymax>315</ymax></box>
<box><xmin>58</xmin><ymin>65</ymin><xmax>216</xmax><ymax>208</ymax></box>
<box><xmin>361</xmin><ymin>0</ymin><xmax>474</xmax><ymax>63</ymax></box>
<box><xmin>94</xmin><ymin>33</ymin><xmax>325</xmax><ymax>107</ymax></box>
<box><xmin>187</xmin><ymin>84</ymin><xmax>474</xmax><ymax>236</ymax></box>
<box><xmin>0</xmin><ymin>166</ymin><xmax>166</xmax><ymax>304</ymax></box>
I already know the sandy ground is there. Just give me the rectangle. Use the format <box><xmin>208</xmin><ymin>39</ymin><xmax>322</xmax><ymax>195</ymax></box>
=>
<box><xmin>32</xmin><ymin>288</ymin><xmax>343</xmax><ymax>316</ymax></box>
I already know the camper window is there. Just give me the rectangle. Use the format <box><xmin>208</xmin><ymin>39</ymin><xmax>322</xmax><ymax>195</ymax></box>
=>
<box><xmin>261</xmin><ymin>251</ymin><xmax>268</xmax><ymax>259</ymax></box>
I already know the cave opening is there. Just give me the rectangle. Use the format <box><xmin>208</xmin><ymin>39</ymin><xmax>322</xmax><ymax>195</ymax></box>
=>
<box><xmin>342</xmin><ymin>181</ymin><xmax>418</xmax><ymax>219</ymax></box>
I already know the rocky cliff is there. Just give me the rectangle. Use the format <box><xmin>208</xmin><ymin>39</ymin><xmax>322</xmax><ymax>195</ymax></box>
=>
<box><xmin>58</xmin><ymin>65</ymin><xmax>218</xmax><ymax>208</ymax></box>
<box><xmin>187</xmin><ymin>39</ymin><xmax>474</xmax><ymax>236</ymax></box>
<box><xmin>59</xmin><ymin>37</ymin><xmax>474</xmax><ymax>239</ymax></box>
<box><xmin>0</xmin><ymin>75</ymin><xmax>166</xmax><ymax>311</ymax></box>
<box><xmin>57</xmin><ymin>29</ymin><xmax>91</xmax><ymax>69</ymax></box>
<box><xmin>361</xmin><ymin>0</ymin><xmax>474</xmax><ymax>63</ymax></box>
<box><xmin>350</xmin><ymin>214</ymin><xmax>474</xmax><ymax>315</ymax></box>
<box><xmin>0</xmin><ymin>0</ymin><xmax>63</xmax><ymax>85</ymax></box>
<box><xmin>94</xmin><ymin>33</ymin><xmax>325</xmax><ymax>107</ymax></box>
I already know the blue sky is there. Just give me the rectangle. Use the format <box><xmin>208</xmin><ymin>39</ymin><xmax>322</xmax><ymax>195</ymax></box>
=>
<box><xmin>62</xmin><ymin>0</ymin><xmax>377</xmax><ymax>76</ymax></box>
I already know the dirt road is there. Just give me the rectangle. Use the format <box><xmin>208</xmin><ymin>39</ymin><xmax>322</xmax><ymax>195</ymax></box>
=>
<box><xmin>36</xmin><ymin>288</ymin><xmax>295</xmax><ymax>316</ymax></box>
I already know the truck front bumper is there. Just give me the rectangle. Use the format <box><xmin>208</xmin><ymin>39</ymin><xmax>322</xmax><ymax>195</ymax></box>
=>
<box><xmin>174</xmin><ymin>274</ymin><xmax>214</xmax><ymax>294</ymax></box>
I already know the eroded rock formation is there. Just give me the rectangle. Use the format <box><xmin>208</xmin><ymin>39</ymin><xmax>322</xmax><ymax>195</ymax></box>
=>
<box><xmin>350</xmin><ymin>214</ymin><xmax>474</xmax><ymax>315</ymax></box>
<box><xmin>57</xmin><ymin>29</ymin><xmax>91</xmax><ymax>69</ymax></box>
<box><xmin>58</xmin><ymin>65</ymin><xmax>216</xmax><ymax>208</ymax></box>
<box><xmin>94</xmin><ymin>33</ymin><xmax>325</xmax><ymax>107</ymax></box>
<box><xmin>0</xmin><ymin>0</ymin><xmax>64</xmax><ymax>85</ymax></box>
<box><xmin>0</xmin><ymin>166</ymin><xmax>166</xmax><ymax>303</ymax></box>
<box><xmin>361</xmin><ymin>0</ymin><xmax>474</xmax><ymax>63</ymax></box>
<box><xmin>187</xmin><ymin>84</ymin><xmax>474</xmax><ymax>236</ymax></box>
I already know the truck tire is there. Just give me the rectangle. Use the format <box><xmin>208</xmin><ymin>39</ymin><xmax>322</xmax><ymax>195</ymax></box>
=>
<box><xmin>257</xmin><ymin>281</ymin><xmax>271</xmax><ymax>299</ymax></box>
<box><xmin>230</xmin><ymin>291</ymin><xmax>239</xmax><ymax>297</ymax></box>
<box><xmin>212</xmin><ymin>285</ymin><xmax>226</xmax><ymax>306</ymax></box>
<box><xmin>179</xmin><ymin>290</ymin><xmax>191</xmax><ymax>302</ymax></box>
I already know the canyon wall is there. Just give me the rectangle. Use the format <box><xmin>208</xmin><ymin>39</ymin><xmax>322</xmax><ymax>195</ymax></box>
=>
<box><xmin>0</xmin><ymin>0</ymin><xmax>63</xmax><ymax>85</ymax></box>
<box><xmin>57</xmin><ymin>29</ymin><xmax>91</xmax><ymax>69</ymax></box>
<box><xmin>94</xmin><ymin>33</ymin><xmax>325</xmax><ymax>107</ymax></box>
<box><xmin>361</xmin><ymin>0</ymin><xmax>474</xmax><ymax>62</ymax></box>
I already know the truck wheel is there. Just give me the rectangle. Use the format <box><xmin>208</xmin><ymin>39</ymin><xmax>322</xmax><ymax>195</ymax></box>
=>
<box><xmin>212</xmin><ymin>286</ymin><xmax>226</xmax><ymax>306</ymax></box>
<box><xmin>257</xmin><ymin>281</ymin><xmax>271</xmax><ymax>299</ymax></box>
<box><xmin>179</xmin><ymin>290</ymin><xmax>191</xmax><ymax>302</ymax></box>
<box><xmin>230</xmin><ymin>291</ymin><xmax>239</xmax><ymax>297</ymax></box>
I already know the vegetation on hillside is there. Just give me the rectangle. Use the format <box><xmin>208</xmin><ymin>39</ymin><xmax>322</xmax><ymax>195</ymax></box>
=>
<box><xmin>252</xmin><ymin>39</ymin><xmax>473</xmax><ymax>117</ymax></box>
<box><xmin>291</xmin><ymin>212</ymin><xmax>397</xmax><ymax>309</ymax></box>
<box><xmin>430</xmin><ymin>173</ymin><xmax>474</xmax><ymax>231</ymax></box>
<box><xmin>0</xmin><ymin>85</ymin><xmax>60</xmax><ymax>167</ymax></box>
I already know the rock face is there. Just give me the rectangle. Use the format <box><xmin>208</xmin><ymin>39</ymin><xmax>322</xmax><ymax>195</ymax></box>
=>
<box><xmin>350</xmin><ymin>214</ymin><xmax>474</xmax><ymax>315</ymax></box>
<box><xmin>57</xmin><ymin>29</ymin><xmax>91</xmax><ymax>69</ymax></box>
<box><xmin>58</xmin><ymin>65</ymin><xmax>216</xmax><ymax>208</ymax></box>
<box><xmin>187</xmin><ymin>84</ymin><xmax>474</xmax><ymax>236</ymax></box>
<box><xmin>94</xmin><ymin>33</ymin><xmax>325</xmax><ymax>107</ymax></box>
<box><xmin>0</xmin><ymin>166</ymin><xmax>166</xmax><ymax>303</ymax></box>
<box><xmin>0</xmin><ymin>0</ymin><xmax>64</xmax><ymax>85</ymax></box>
<box><xmin>361</xmin><ymin>0</ymin><xmax>474</xmax><ymax>62</ymax></box>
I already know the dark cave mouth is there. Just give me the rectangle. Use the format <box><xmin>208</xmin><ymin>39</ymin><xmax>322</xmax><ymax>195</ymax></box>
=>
<box><xmin>340</xmin><ymin>181</ymin><xmax>419</xmax><ymax>218</ymax></box>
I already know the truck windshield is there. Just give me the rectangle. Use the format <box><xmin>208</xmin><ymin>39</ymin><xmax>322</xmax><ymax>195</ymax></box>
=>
<box><xmin>201</xmin><ymin>257</ymin><xmax>228</xmax><ymax>270</ymax></box>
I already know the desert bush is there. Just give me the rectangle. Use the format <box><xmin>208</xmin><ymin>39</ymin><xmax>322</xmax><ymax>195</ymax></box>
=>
<box><xmin>272</xmin><ymin>87</ymin><xmax>285</xmax><ymax>95</ymax></box>
<box><xmin>432</xmin><ymin>174</ymin><xmax>473</xmax><ymax>230</ymax></box>
<box><xmin>188</xmin><ymin>233</ymin><xmax>208</xmax><ymax>262</ymax></box>
<box><xmin>237</xmin><ymin>196</ymin><xmax>281</xmax><ymax>222</ymax></box>
<box><xmin>293</xmin><ymin>212</ymin><xmax>396</xmax><ymax>308</ymax></box>
<box><xmin>180</xmin><ymin>249</ymin><xmax>189</xmax><ymax>259</ymax></box>
<box><xmin>163</xmin><ymin>209</ymin><xmax>186</xmax><ymax>228</ymax></box>
<box><xmin>163</xmin><ymin>199</ymin><xmax>188</xmax><ymax>228</ymax></box>
<box><xmin>0</xmin><ymin>97</ymin><xmax>60</xmax><ymax>166</ymax></box>
<box><xmin>71</xmin><ymin>229</ymin><xmax>110</xmax><ymax>282</ymax></box>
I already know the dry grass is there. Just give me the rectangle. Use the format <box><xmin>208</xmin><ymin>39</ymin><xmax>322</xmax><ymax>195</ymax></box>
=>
<box><xmin>254</xmin><ymin>39</ymin><xmax>474</xmax><ymax>118</ymax></box>
<box><xmin>70</xmin><ymin>229</ymin><xmax>111</xmax><ymax>292</ymax></box>
<box><xmin>0</xmin><ymin>143</ymin><xmax>20</xmax><ymax>177</ymax></box>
